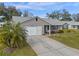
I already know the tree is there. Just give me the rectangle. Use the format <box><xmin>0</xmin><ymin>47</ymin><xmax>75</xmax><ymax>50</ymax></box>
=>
<box><xmin>61</xmin><ymin>9</ymin><xmax>72</xmax><ymax>21</ymax></box>
<box><xmin>47</xmin><ymin>9</ymin><xmax>72</xmax><ymax>21</ymax></box>
<box><xmin>0</xmin><ymin>3</ymin><xmax>5</xmax><ymax>7</ymax></box>
<box><xmin>72</xmin><ymin>13</ymin><xmax>79</xmax><ymax>21</ymax></box>
<box><xmin>7</xmin><ymin>6</ymin><xmax>22</xmax><ymax>16</ymax></box>
<box><xmin>0</xmin><ymin>3</ymin><xmax>6</xmax><ymax>16</ymax></box>
<box><xmin>0</xmin><ymin>22</ymin><xmax>27</xmax><ymax>48</ymax></box>
<box><xmin>23</xmin><ymin>10</ymin><xmax>33</xmax><ymax>17</ymax></box>
<box><xmin>0</xmin><ymin>3</ymin><xmax>22</xmax><ymax>16</ymax></box>
<box><xmin>2</xmin><ymin>10</ymin><xmax>12</xmax><ymax>22</ymax></box>
<box><xmin>47</xmin><ymin>10</ymin><xmax>61</xmax><ymax>19</ymax></box>
<box><xmin>17</xmin><ymin>9</ymin><xmax>22</xmax><ymax>16</ymax></box>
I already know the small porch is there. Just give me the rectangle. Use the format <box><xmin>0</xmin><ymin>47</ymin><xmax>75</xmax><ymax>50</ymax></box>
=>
<box><xmin>44</xmin><ymin>25</ymin><xmax>62</xmax><ymax>36</ymax></box>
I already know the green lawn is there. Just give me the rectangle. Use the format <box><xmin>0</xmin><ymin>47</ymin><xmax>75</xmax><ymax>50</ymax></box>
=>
<box><xmin>0</xmin><ymin>43</ymin><xmax>37</xmax><ymax>56</ymax></box>
<box><xmin>49</xmin><ymin>32</ymin><xmax>79</xmax><ymax>49</ymax></box>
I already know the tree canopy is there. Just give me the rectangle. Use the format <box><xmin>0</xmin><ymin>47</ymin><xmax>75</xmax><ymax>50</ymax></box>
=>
<box><xmin>47</xmin><ymin>9</ymin><xmax>72</xmax><ymax>21</ymax></box>
<box><xmin>47</xmin><ymin>10</ymin><xmax>61</xmax><ymax>19</ymax></box>
<box><xmin>23</xmin><ymin>10</ymin><xmax>33</xmax><ymax>17</ymax></box>
<box><xmin>0</xmin><ymin>3</ymin><xmax>34</xmax><ymax>22</ymax></box>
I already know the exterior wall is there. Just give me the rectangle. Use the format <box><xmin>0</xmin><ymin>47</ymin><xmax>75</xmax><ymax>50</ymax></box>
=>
<box><xmin>68</xmin><ymin>25</ymin><xmax>73</xmax><ymax>29</ymax></box>
<box><xmin>72</xmin><ymin>25</ymin><xmax>79</xmax><ymax>29</ymax></box>
<box><xmin>74</xmin><ymin>26</ymin><xmax>78</xmax><ymax>29</ymax></box>
<box><xmin>68</xmin><ymin>25</ymin><xmax>78</xmax><ymax>29</ymax></box>
<box><xmin>57</xmin><ymin>25</ymin><xmax>63</xmax><ymax>30</ymax></box>
<box><xmin>21</xmin><ymin>19</ymin><xmax>49</xmax><ymax>35</ymax></box>
<box><xmin>63</xmin><ymin>25</ymin><xmax>79</xmax><ymax>29</ymax></box>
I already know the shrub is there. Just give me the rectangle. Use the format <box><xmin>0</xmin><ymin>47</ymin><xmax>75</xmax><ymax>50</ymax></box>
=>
<box><xmin>0</xmin><ymin>22</ymin><xmax>27</xmax><ymax>48</ymax></box>
<box><xmin>58</xmin><ymin>30</ymin><xmax>64</xmax><ymax>33</ymax></box>
<box><xmin>67</xmin><ymin>29</ymin><xmax>77</xmax><ymax>33</ymax></box>
<box><xmin>58</xmin><ymin>29</ymin><xmax>77</xmax><ymax>33</ymax></box>
<box><xmin>62</xmin><ymin>29</ymin><xmax>69</xmax><ymax>33</ymax></box>
<box><xmin>57</xmin><ymin>29</ymin><xmax>79</xmax><ymax>33</ymax></box>
<box><xmin>67</xmin><ymin>29</ymin><xmax>71</xmax><ymax>32</ymax></box>
<box><xmin>51</xmin><ymin>30</ymin><xmax>58</xmax><ymax>33</ymax></box>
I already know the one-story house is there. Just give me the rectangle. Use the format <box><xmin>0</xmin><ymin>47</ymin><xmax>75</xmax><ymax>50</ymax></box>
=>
<box><xmin>12</xmin><ymin>16</ymin><xmax>79</xmax><ymax>36</ymax></box>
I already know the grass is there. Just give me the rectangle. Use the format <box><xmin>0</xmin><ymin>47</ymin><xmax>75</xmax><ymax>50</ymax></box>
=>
<box><xmin>0</xmin><ymin>43</ymin><xmax>37</xmax><ymax>56</ymax></box>
<box><xmin>49</xmin><ymin>31</ymin><xmax>79</xmax><ymax>49</ymax></box>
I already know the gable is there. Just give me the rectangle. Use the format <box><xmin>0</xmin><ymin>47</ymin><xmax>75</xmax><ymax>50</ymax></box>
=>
<box><xmin>21</xmin><ymin>18</ymin><xmax>49</xmax><ymax>26</ymax></box>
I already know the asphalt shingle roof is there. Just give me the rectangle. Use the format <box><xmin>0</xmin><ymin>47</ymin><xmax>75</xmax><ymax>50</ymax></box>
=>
<box><xmin>12</xmin><ymin>16</ymin><xmax>79</xmax><ymax>25</ymax></box>
<box><xmin>12</xmin><ymin>16</ymin><xmax>33</xmax><ymax>24</ymax></box>
<box><xmin>41</xmin><ymin>18</ymin><xmax>63</xmax><ymax>25</ymax></box>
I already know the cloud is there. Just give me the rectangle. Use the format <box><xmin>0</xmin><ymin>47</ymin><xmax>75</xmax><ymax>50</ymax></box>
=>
<box><xmin>4</xmin><ymin>2</ymin><xmax>79</xmax><ymax>17</ymax></box>
<box><xmin>15</xmin><ymin>2</ymin><xmax>54</xmax><ymax>10</ymax></box>
<box><xmin>5</xmin><ymin>2</ymin><xmax>59</xmax><ymax>10</ymax></box>
<box><xmin>5</xmin><ymin>2</ymin><xmax>79</xmax><ymax>11</ymax></box>
<box><xmin>15</xmin><ymin>5</ymin><xmax>45</xmax><ymax>10</ymax></box>
<box><xmin>4</xmin><ymin>2</ymin><xmax>79</xmax><ymax>11</ymax></box>
<box><xmin>14</xmin><ymin>2</ymin><xmax>79</xmax><ymax>11</ymax></box>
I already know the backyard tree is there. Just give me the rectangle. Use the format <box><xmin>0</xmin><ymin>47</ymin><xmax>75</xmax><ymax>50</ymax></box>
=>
<box><xmin>23</xmin><ymin>10</ymin><xmax>33</xmax><ymax>17</ymax></box>
<box><xmin>7</xmin><ymin>6</ymin><xmax>22</xmax><ymax>16</ymax></box>
<box><xmin>47</xmin><ymin>9</ymin><xmax>72</xmax><ymax>21</ymax></box>
<box><xmin>72</xmin><ymin>13</ymin><xmax>79</xmax><ymax>21</ymax></box>
<box><xmin>0</xmin><ymin>3</ymin><xmax>6</xmax><ymax>16</ymax></box>
<box><xmin>47</xmin><ymin>10</ymin><xmax>61</xmax><ymax>20</ymax></box>
<box><xmin>61</xmin><ymin>9</ymin><xmax>72</xmax><ymax>21</ymax></box>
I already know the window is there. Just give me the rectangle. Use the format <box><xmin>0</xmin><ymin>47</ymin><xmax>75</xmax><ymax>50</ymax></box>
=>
<box><xmin>73</xmin><ymin>25</ymin><xmax>75</xmax><ymax>28</ymax></box>
<box><xmin>77</xmin><ymin>26</ymin><xmax>79</xmax><ymax>29</ymax></box>
<box><xmin>51</xmin><ymin>25</ymin><xmax>57</xmax><ymax>30</ymax></box>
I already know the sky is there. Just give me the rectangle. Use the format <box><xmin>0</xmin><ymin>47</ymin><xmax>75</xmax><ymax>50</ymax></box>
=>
<box><xmin>3</xmin><ymin>2</ymin><xmax>79</xmax><ymax>17</ymax></box>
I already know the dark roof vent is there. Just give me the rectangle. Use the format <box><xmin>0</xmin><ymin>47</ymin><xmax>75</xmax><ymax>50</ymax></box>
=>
<box><xmin>35</xmin><ymin>16</ymin><xmax>38</xmax><ymax>21</ymax></box>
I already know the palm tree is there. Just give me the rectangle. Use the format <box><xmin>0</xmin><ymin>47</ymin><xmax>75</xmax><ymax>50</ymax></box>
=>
<box><xmin>0</xmin><ymin>3</ymin><xmax>27</xmax><ymax>49</ymax></box>
<box><xmin>0</xmin><ymin>22</ymin><xmax>27</xmax><ymax>48</ymax></box>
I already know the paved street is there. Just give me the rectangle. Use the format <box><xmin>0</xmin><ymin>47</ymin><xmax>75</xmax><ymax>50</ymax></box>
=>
<box><xmin>27</xmin><ymin>35</ymin><xmax>79</xmax><ymax>56</ymax></box>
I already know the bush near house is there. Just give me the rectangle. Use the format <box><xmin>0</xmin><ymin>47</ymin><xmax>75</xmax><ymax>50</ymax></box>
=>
<box><xmin>57</xmin><ymin>30</ymin><xmax>64</xmax><ymax>33</ymax></box>
<box><xmin>0</xmin><ymin>22</ymin><xmax>37</xmax><ymax>56</ymax></box>
<box><xmin>0</xmin><ymin>22</ymin><xmax>27</xmax><ymax>48</ymax></box>
<box><xmin>58</xmin><ymin>29</ymin><xmax>78</xmax><ymax>33</ymax></box>
<box><xmin>67</xmin><ymin>29</ymin><xmax>76</xmax><ymax>32</ymax></box>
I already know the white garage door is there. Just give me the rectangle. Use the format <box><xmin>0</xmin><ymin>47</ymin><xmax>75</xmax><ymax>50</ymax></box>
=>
<box><xmin>26</xmin><ymin>26</ymin><xmax>42</xmax><ymax>35</ymax></box>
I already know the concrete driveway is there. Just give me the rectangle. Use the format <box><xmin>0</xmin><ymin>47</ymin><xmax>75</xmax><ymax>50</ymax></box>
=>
<box><xmin>27</xmin><ymin>35</ymin><xmax>79</xmax><ymax>56</ymax></box>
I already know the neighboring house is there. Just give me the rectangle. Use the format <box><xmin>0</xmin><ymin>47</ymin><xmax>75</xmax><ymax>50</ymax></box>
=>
<box><xmin>12</xmin><ymin>16</ymin><xmax>79</xmax><ymax>36</ymax></box>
